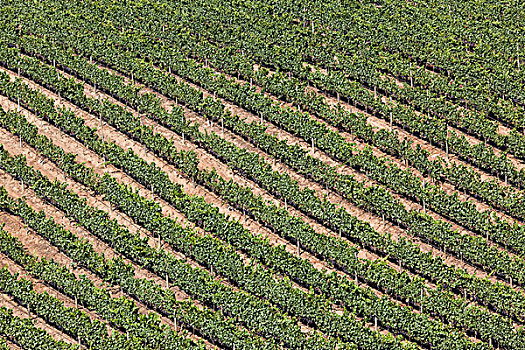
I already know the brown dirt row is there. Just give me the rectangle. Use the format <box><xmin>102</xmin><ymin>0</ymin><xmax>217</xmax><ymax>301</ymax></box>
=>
<box><xmin>219</xmin><ymin>60</ymin><xmax>525</xmax><ymax>229</ymax></box>
<box><xmin>141</xmin><ymin>35</ymin><xmax>523</xmax><ymax>213</ymax></box>
<box><xmin>301</xmin><ymin>88</ymin><xmax>525</xmax><ymax>256</ymax></box>
<box><xmin>173</xmin><ymin>62</ymin><xmax>525</xmax><ymax>283</ymax></box>
<box><xmin>3</xmin><ymin>60</ymin><xmax>426</xmax><ymax>340</ymax></box>
<box><xmin>377</xmin><ymin>59</ymin><xmax>525</xmax><ymax>137</ymax></box>
<box><xmin>0</xmin><ymin>212</ymin><xmax>115</xmax><ymax>331</ymax></box>
<box><xmin>0</xmin><ymin>75</ymin><xmax>327</xmax><ymax>339</ymax></box>
<box><xmin>213</xmin><ymin>58</ymin><xmax>525</xmax><ymax>231</ymax></box>
<box><xmin>91</xmin><ymin>53</ymin><xmax>524</xmax><ymax>242</ymax></box>
<box><xmin>7</xmin><ymin>57</ymin><xmax>506</xmax><ymax>342</ymax></box>
<box><xmin>327</xmin><ymin>90</ymin><xmax>523</xmax><ymax>223</ymax></box>
<box><xmin>0</xmin><ymin>99</ymin><xmax>212</xmax><ymax>277</ymax></box>
<box><xmin>116</xmin><ymin>63</ymin><xmax>524</xmax><ymax>292</ymax></box>
<box><xmin>303</xmin><ymin>59</ymin><xmax>525</xmax><ymax>172</ymax></box>
<box><xmin>67</xmin><ymin>58</ymin><xmax>525</xmax><ymax>325</ymax></box>
<box><xmin>162</xmin><ymin>61</ymin><xmax>525</xmax><ymax>280</ymax></box>
<box><xmin>60</xmin><ymin>60</ymin><xmax>525</xmax><ymax>336</ymax></box>
<box><xmin>10</xmin><ymin>55</ymin><xmax>520</xmax><ymax>344</ymax></box>
<box><xmin>32</xmin><ymin>67</ymin><xmax>398</xmax><ymax>338</ymax></box>
<box><xmin>42</xmin><ymin>60</ymin><xmax>407</xmax><ymax>293</ymax></box>
<box><xmin>0</xmin><ymin>292</ymin><xmax>81</xmax><ymax>348</ymax></box>
<box><xmin>3</xmin><ymin>338</ymin><xmax>21</xmax><ymax>350</ymax></box>
<box><xmin>0</xmin><ymin>211</ymin><xmax>216</xmax><ymax>348</ymax></box>
<box><xmin>48</xmin><ymin>63</ymin><xmax>482</xmax><ymax>343</ymax></box>
<box><xmin>73</xmin><ymin>63</ymin><xmax>444</xmax><ymax>289</ymax></box>
<box><xmin>0</xmin><ymin>126</ymin><xmax>218</xmax><ymax>347</ymax></box>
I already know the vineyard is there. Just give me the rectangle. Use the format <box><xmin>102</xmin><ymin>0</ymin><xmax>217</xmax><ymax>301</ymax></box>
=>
<box><xmin>0</xmin><ymin>0</ymin><xmax>524</xmax><ymax>348</ymax></box>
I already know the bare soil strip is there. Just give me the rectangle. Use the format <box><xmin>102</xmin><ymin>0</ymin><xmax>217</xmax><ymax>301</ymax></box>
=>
<box><xmin>0</xmin><ymin>293</ymin><xmax>79</xmax><ymax>347</ymax></box>
<box><xmin>83</xmin><ymin>63</ymin><xmax>522</xmax><ymax>290</ymax></box>
<box><xmin>0</xmin><ymin>130</ymin><xmax>217</xmax><ymax>347</ymax></box>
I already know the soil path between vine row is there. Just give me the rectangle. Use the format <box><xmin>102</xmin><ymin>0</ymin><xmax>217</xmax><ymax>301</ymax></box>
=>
<box><xmin>0</xmin><ymin>64</ymin><xmax>436</xmax><ymax>339</ymax></box>
<box><xmin>0</xmin><ymin>211</ymin><xmax>116</xmax><ymax>339</ymax></box>
<box><xmin>36</xmin><ymin>55</ymin><xmax>524</xmax><ymax>322</ymax></box>
<box><xmin>0</xmin><ymin>291</ymin><xmax>81</xmax><ymax>348</ymax></box>
<box><xmin>301</xmin><ymin>56</ymin><xmax>525</xmax><ymax>174</ymax></box>
<box><xmin>0</xmin><ymin>140</ymin><xmax>217</xmax><ymax>348</ymax></box>
<box><xmin>73</xmin><ymin>59</ymin><xmax>523</xmax><ymax>293</ymax></box>
<box><xmin>0</xmin><ymin>111</ymin><xmax>239</xmax><ymax>349</ymax></box>
<box><xmin>0</xmin><ymin>74</ymin><xmax>341</xmax><ymax>339</ymax></box>
<box><xmin>206</xmin><ymin>57</ymin><xmax>525</xmax><ymax>231</ymax></box>
<box><xmin>3</xmin><ymin>59</ymin><xmax>518</xmax><ymax>340</ymax></box>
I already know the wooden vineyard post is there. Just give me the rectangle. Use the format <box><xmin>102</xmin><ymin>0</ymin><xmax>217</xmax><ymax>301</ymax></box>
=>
<box><xmin>403</xmin><ymin>140</ymin><xmax>408</xmax><ymax>167</ymax></box>
<box><xmin>420</xmin><ymin>288</ymin><xmax>423</xmax><ymax>312</ymax></box>
<box><xmin>62</xmin><ymin>154</ymin><xmax>67</xmax><ymax>182</ymax></box>
<box><xmin>445</xmin><ymin>126</ymin><xmax>449</xmax><ymax>162</ymax></box>
<box><xmin>422</xmin><ymin>179</ymin><xmax>426</xmax><ymax>212</ymax></box>
<box><xmin>100</xmin><ymin>115</ymin><xmax>104</xmax><ymax>143</ymax></box>
<box><xmin>410</xmin><ymin>62</ymin><xmax>413</xmax><ymax>87</ymax></box>
<box><xmin>354</xmin><ymin>251</ymin><xmax>358</xmax><ymax>284</ymax></box>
